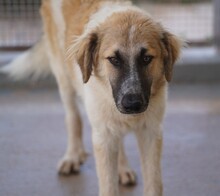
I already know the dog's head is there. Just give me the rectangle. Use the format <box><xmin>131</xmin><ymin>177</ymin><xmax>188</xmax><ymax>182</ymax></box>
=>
<box><xmin>70</xmin><ymin>10</ymin><xmax>181</xmax><ymax>114</ymax></box>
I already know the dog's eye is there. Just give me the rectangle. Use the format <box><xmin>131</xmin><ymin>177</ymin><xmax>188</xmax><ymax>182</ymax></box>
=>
<box><xmin>143</xmin><ymin>55</ymin><xmax>153</xmax><ymax>65</ymax></box>
<box><xmin>107</xmin><ymin>57</ymin><xmax>121</xmax><ymax>67</ymax></box>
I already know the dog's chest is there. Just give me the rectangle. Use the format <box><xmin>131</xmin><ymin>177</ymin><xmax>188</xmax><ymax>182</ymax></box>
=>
<box><xmin>84</xmin><ymin>90</ymin><xmax>148</xmax><ymax>133</ymax></box>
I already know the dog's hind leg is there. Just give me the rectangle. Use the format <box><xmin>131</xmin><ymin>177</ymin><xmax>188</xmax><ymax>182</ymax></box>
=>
<box><xmin>118</xmin><ymin>139</ymin><xmax>136</xmax><ymax>186</ymax></box>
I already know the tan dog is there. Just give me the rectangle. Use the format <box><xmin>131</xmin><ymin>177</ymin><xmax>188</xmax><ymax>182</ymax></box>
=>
<box><xmin>1</xmin><ymin>0</ymin><xmax>181</xmax><ymax>195</ymax></box>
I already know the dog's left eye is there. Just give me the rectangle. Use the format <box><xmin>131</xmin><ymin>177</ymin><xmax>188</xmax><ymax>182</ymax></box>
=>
<box><xmin>143</xmin><ymin>55</ymin><xmax>153</xmax><ymax>65</ymax></box>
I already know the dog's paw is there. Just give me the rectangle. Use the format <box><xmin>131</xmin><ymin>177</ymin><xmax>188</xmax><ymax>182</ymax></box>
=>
<box><xmin>118</xmin><ymin>167</ymin><xmax>136</xmax><ymax>186</ymax></box>
<box><xmin>57</xmin><ymin>151</ymin><xmax>88</xmax><ymax>175</ymax></box>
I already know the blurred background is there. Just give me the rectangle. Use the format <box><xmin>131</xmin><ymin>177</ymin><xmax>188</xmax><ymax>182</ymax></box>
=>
<box><xmin>0</xmin><ymin>0</ymin><xmax>219</xmax><ymax>83</ymax></box>
<box><xmin>0</xmin><ymin>1</ymin><xmax>220</xmax><ymax>196</ymax></box>
<box><xmin>0</xmin><ymin>0</ymin><xmax>215</xmax><ymax>47</ymax></box>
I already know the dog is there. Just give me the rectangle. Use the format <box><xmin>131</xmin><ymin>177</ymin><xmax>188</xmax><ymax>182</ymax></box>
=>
<box><xmin>1</xmin><ymin>0</ymin><xmax>181</xmax><ymax>195</ymax></box>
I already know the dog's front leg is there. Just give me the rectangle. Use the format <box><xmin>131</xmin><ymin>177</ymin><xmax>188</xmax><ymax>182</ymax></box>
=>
<box><xmin>135</xmin><ymin>126</ymin><xmax>163</xmax><ymax>196</ymax></box>
<box><xmin>92</xmin><ymin>130</ymin><xmax>119</xmax><ymax>196</ymax></box>
<box><xmin>118</xmin><ymin>139</ymin><xmax>136</xmax><ymax>186</ymax></box>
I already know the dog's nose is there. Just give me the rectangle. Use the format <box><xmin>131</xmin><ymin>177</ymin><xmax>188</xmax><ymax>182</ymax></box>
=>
<box><xmin>121</xmin><ymin>94</ymin><xmax>143</xmax><ymax>113</ymax></box>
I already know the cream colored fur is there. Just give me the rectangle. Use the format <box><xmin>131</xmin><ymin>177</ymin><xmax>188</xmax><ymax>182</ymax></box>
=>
<box><xmin>0</xmin><ymin>0</ymin><xmax>181</xmax><ymax>196</ymax></box>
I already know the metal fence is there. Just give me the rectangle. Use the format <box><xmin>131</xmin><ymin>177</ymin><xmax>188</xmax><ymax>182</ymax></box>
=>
<box><xmin>0</xmin><ymin>0</ymin><xmax>41</xmax><ymax>48</ymax></box>
<box><xmin>136</xmin><ymin>0</ymin><xmax>213</xmax><ymax>45</ymax></box>
<box><xmin>0</xmin><ymin>0</ymin><xmax>213</xmax><ymax>48</ymax></box>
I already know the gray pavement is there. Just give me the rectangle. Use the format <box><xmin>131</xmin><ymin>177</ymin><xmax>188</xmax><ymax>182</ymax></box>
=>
<box><xmin>0</xmin><ymin>84</ymin><xmax>220</xmax><ymax>196</ymax></box>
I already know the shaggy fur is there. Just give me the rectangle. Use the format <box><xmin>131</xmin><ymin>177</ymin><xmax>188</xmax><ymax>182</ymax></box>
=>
<box><xmin>1</xmin><ymin>0</ymin><xmax>181</xmax><ymax>195</ymax></box>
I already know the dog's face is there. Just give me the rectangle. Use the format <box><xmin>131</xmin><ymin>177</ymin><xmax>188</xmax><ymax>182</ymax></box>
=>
<box><xmin>104</xmin><ymin>46</ymin><xmax>153</xmax><ymax>114</ymax></box>
<box><xmin>73</xmin><ymin>11</ymin><xmax>181</xmax><ymax>114</ymax></box>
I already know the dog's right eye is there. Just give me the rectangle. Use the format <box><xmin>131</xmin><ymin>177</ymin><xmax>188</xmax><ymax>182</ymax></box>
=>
<box><xmin>107</xmin><ymin>57</ymin><xmax>121</xmax><ymax>67</ymax></box>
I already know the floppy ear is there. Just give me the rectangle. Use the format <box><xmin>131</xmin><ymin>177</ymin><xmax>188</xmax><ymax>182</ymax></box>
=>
<box><xmin>69</xmin><ymin>32</ymin><xmax>99</xmax><ymax>83</ymax></box>
<box><xmin>161</xmin><ymin>31</ymin><xmax>181</xmax><ymax>82</ymax></box>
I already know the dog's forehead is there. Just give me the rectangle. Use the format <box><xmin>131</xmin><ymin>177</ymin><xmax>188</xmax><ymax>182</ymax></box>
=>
<box><xmin>101</xmin><ymin>13</ymin><xmax>161</xmax><ymax>57</ymax></box>
<box><xmin>102</xmin><ymin>30</ymin><xmax>158</xmax><ymax>58</ymax></box>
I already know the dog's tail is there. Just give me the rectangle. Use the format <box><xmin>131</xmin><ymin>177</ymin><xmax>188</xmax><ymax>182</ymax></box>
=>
<box><xmin>0</xmin><ymin>37</ymin><xmax>51</xmax><ymax>80</ymax></box>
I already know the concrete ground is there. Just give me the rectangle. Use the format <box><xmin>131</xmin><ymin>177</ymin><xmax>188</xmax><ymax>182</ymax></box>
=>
<box><xmin>0</xmin><ymin>84</ymin><xmax>220</xmax><ymax>196</ymax></box>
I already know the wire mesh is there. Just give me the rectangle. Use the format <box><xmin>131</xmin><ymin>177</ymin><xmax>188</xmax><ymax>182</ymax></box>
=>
<box><xmin>136</xmin><ymin>0</ymin><xmax>213</xmax><ymax>44</ymax></box>
<box><xmin>0</xmin><ymin>0</ymin><xmax>213</xmax><ymax>48</ymax></box>
<box><xmin>0</xmin><ymin>0</ymin><xmax>42</xmax><ymax>48</ymax></box>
